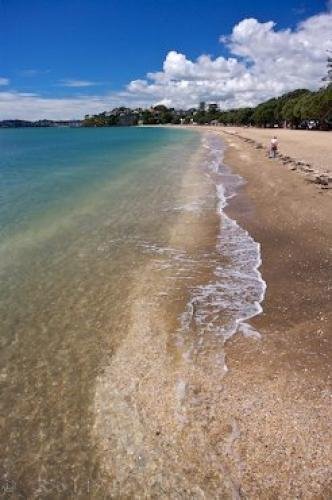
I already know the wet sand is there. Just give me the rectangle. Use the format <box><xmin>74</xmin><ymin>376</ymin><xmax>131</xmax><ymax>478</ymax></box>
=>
<box><xmin>94</xmin><ymin>127</ymin><xmax>331</xmax><ymax>498</ymax></box>
<box><xmin>200</xmin><ymin>126</ymin><xmax>332</xmax><ymax>497</ymax></box>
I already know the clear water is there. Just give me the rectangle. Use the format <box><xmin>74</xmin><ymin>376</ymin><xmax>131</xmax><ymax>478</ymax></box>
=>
<box><xmin>0</xmin><ymin>127</ymin><xmax>265</xmax><ymax>497</ymax></box>
<box><xmin>0</xmin><ymin>127</ymin><xmax>195</xmax><ymax>260</ymax></box>
<box><xmin>0</xmin><ymin>126</ymin><xmax>201</xmax><ymax>495</ymax></box>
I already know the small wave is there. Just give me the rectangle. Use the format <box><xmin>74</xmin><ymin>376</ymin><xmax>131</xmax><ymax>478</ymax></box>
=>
<box><xmin>179</xmin><ymin>133</ymin><xmax>266</xmax><ymax>344</ymax></box>
<box><xmin>134</xmin><ymin>134</ymin><xmax>266</xmax><ymax>359</ymax></box>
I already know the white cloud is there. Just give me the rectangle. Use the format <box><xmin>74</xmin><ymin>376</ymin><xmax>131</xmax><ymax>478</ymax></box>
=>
<box><xmin>58</xmin><ymin>79</ymin><xmax>99</xmax><ymax>88</ymax></box>
<box><xmin>0</xmin><ymin>91</ymin><xmax>123</xmax><ymax>120</ymax></box>
<box><xmin>0</xmin><ymin>77</ymin><xmax>9</xmax><ymax>86</ymax></box>
<box><xmin>1</xmin><ymin>9</ymin><xmax>331</xmax><ymax>119</ymax></box>
<box><xmin>124</xmin><ymin>11</ymin><xmax>332</xmax><ymax>109</ymax></box>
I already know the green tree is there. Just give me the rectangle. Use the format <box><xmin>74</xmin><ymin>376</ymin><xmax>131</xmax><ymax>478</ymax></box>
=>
<box><xmin>253</xmin><ymin>99</ymin><xmax>277</xmax><ymax>127</ymax></box>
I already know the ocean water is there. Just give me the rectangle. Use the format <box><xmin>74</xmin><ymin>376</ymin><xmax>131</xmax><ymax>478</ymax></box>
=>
<box><xmin>0</xmin><ymin>127</ymin><xmax>265</xmax><ymax>496</ymax></box>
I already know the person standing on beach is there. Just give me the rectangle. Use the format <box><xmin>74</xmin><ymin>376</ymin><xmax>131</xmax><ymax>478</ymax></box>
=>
<box><xmin>269</xmin><ymin>136</ymin><xmax>279</xmax><ymax>158</ymax></box>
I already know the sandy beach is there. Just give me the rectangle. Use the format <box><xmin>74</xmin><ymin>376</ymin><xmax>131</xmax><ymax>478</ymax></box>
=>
<box><xmin>2</xmin><ymin>125</ymin><xmax>330</xmax><ymax>497</ymax></box>
<box><xmin>93</xmin><ymin>126</ymin><xmax>331</xmax><ymax>498</ymax></box>
<box><xmin>219</xmin><ymin>126</ymin><xmax>331</xmax><ymax>175</ymax></box>
<box><xmin>198</xmin><ymin>126</ymin><xmax>332</xmax><ymax>497</ymax></box>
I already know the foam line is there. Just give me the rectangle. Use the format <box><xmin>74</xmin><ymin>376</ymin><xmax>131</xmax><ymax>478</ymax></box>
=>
<box><xmin>180</xmin><ymin>132</ymin><xmax>267</xmax><ymax>345</ymax></box>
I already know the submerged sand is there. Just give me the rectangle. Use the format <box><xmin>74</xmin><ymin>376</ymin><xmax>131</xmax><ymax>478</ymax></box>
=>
<box><xmin>94</xmin><ymin>127</ymin><xmax>332</xmax><ymax>498</ymax></box>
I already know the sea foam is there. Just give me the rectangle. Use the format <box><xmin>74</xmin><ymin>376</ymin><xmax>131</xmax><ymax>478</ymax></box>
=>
<box><xmin>179</xmin><ymin>132</ymin><xmax>266</xmax><ymax>343</ymax></box>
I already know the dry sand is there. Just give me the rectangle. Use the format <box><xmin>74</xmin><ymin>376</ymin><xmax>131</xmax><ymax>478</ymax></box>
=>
<box><xmin>220</xmin><ymin>126</ymin><xmax>331</xmax><ymax>174</ymax></box>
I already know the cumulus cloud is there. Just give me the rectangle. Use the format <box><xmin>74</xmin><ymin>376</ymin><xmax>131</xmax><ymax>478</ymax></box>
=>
<box><xmin>1</xmin><ymin>9</ymin><xmax>331</xmax><ymax>119</ymax></box>
<box><xmin>123</xmin><ymin>11</ymin><xmax>332</xmax><ymax>109</ymax></box>
<box><xmin>0</xmin><ymin>77</ymin><xmax>9</xmax><ymax>86</ymax></box>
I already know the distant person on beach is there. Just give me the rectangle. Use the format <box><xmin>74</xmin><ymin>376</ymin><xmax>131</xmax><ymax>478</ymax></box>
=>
<box><xmin>269</xmin><ymin>136</ymin><xmax>278</xmax><ymax>158</ymax></box>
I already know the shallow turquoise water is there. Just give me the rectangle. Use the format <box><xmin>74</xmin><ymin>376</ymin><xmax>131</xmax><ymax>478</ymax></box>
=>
<box><xmin>0</xmin><ymin>127</ymin><xmax>193</xmax><ymax>246</ymax></box>
<box><xmin>0</xmin><ymin>126</ymin><xmax>266</xmax><ymax>496</ymax></box>
<box><xmin>0</xmin><ymin>126</ymin><xmax>200</xmax><ymax>496</ymax></box>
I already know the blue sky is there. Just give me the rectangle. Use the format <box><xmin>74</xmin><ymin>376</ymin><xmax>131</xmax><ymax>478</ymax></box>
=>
<box><xmin>0</xmin><ymin>0</ymin><xmax>331</xmax><ymax>118</ymax></box>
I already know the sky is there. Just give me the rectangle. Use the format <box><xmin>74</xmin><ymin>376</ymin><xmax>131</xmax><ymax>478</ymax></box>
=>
<box><xmin>0</xmin><ymin>0</ymin><xmax>331</xmax><ymax>119</ymax></box>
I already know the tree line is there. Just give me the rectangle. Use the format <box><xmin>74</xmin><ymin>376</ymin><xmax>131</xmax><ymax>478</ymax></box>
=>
<box><xmin>82</xmin><ymin>85</ymin><xmax>331</xmax><ymax>130</ymax></box>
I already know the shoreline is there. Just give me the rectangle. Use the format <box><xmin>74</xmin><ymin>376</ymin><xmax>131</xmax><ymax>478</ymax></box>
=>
<box><xmin>94</xmin><ymin>126</ymin><xmax>331</xmax><ymax>497</ymax></box>
<box><xmin>93</xmin><ymin>130</ymin><xmax>271</xmax><ymax>496</ymax></box>
<box><xmin>4</xmin><ymin>125</ymin><xmax>330</xmax><ymax>496</ymax></box>
<box><xmin>200</xmin><ymin>125</ymin><xmax>332</xmax><ymax>497</ymax></box>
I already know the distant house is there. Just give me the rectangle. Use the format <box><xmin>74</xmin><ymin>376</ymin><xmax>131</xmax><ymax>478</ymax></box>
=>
<box><xmin>54</xmin><ymin>120</ymin><xmax>82</xmax><ymax>127</ymax></box>
<box><xmin>104</xmin><ymin>107</ymin><xmax>138</xmax><ymax>126</ymax></box>
<box><xmin>0</xmin><ymin>119</ymin><xmax>82</xmax><ymax>128</ymax></box>
<box><xmin>118</xmin><ymin>112</ymin><xmax>137</xmax><ymax>126</ymax></box>
<box><xmin>208</xmin><ymin>103</ymin><xmax>219</xmax><ymax>113</ymax></box>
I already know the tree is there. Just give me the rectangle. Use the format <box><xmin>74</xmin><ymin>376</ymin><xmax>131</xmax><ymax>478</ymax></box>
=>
<box><xmin>281</xmin><ymin>99</ymin><xmax>299</xmax><ymax>128</ymax></box>
<box><xmin>141</xmin><ymin>110</ymin><xmax>157</xmax><ymax>125</ymax></box>
<box><xmin>274</xmin><ymin>89</ymin><xmax>309</xmax><ymax>124</ymax></box>
<box><xmin>253</xmin><ymin>99</ymin><xmax>277</xmax><ymax>127</ymax></box>
<box><xmin>153</xmin><ymin>104</ymin><xmax>168</xmax><ymax>112</ymax></box>
<box><xmin>194</xmin><ymin>110</ymin><xmax>208</xmax><ymax>124</ymax></box>
<box><xmin>208</xmin><ymin>103</ymin><xmax>219</xmax><ymax>114</ymax></box>
<box><xmin>322</xmin><ymin>51</ymin><xmax>332</xmax><ymax>86</ymax></box>
<box><xmin>80</xmin><ymin>86</ymin><xmax>331</xmax><ymax>130</ymax></box>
